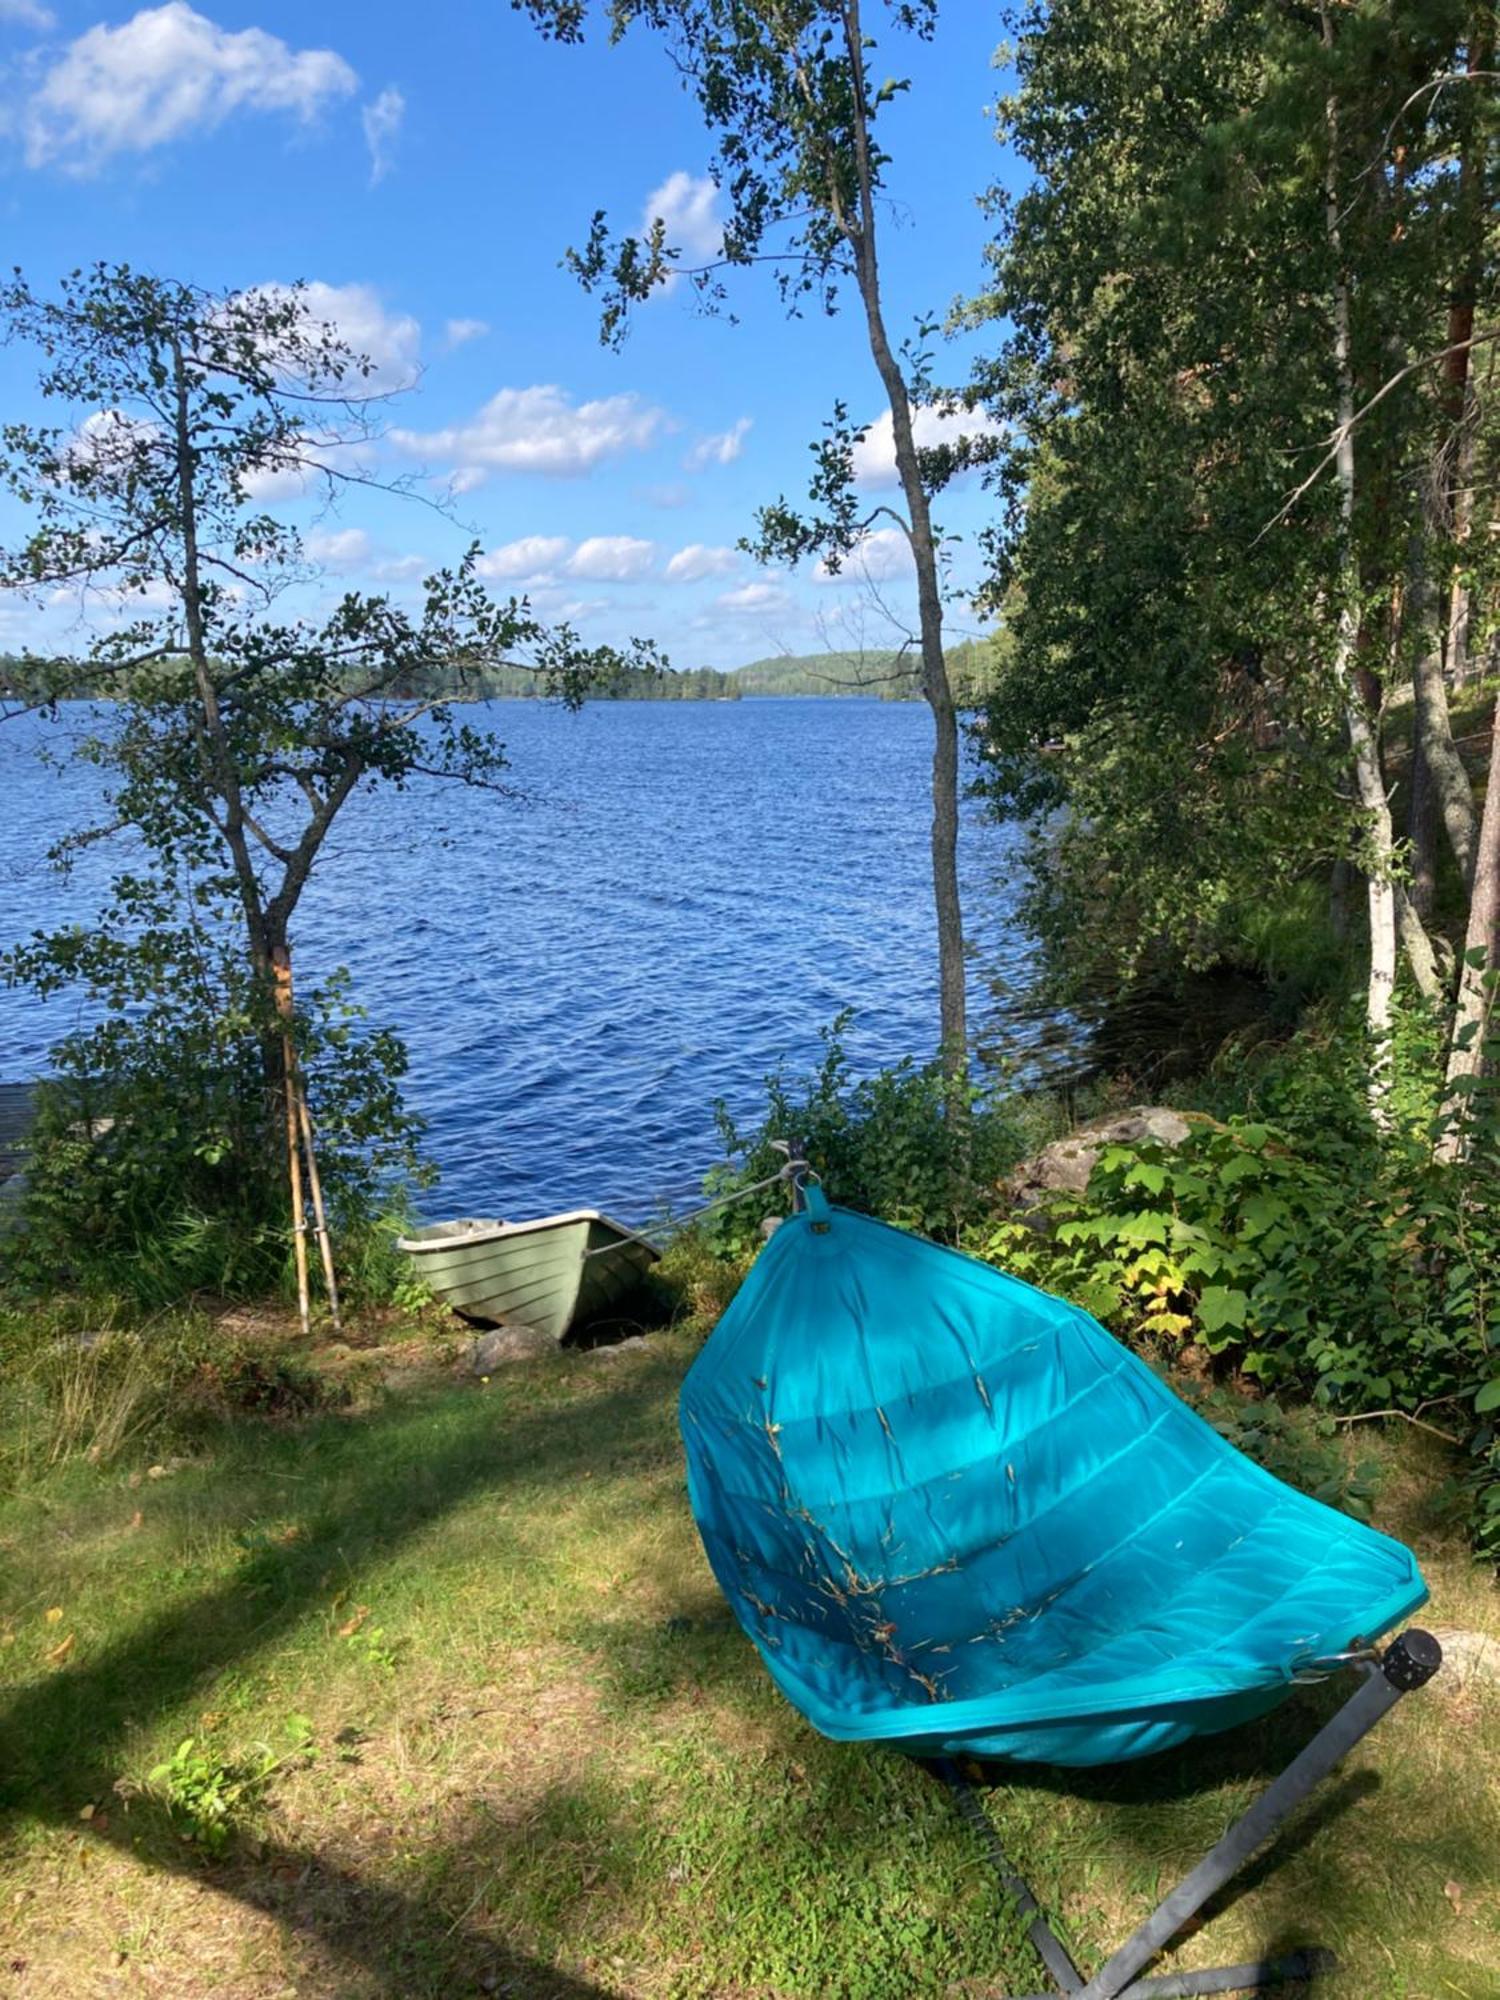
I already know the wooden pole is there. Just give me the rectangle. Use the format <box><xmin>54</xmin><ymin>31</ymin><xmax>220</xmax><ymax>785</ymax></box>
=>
<box><xmin>273</xmin><ymin>950</ymin><xmax>311</xmax><ymax>1337</ymax></box>
<box><xmin>295</xmin><ymin>1082</ymin><xmax>343</xmax><ymax>1336</ymax></box>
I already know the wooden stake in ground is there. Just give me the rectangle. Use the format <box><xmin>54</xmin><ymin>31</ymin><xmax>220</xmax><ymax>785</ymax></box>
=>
<box><xmin>273</xmin><ymin>951</ymin><xmax>312</xmax><ymax>1336</ymax></box>
<box><xmin>295</xmin><ymin>1083</ymin><xmax>343</xmax><ymax>1336</ymax></box>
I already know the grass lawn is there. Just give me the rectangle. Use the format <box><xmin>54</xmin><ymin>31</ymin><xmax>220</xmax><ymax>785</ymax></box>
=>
<box><xmin>1</xmin><ymin>1302</ymin><xmax>1496</xmax><ymax>2000</ymax></box>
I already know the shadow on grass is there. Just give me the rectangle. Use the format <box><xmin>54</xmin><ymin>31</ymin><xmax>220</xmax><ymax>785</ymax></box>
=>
<box><xmin>577</xmin><ymin>1535</ymin><xmax>1483</xmax><ymax>1995</ymax></box>
<box><xmin>3</xmin><ymin>1333</ymin><xmax>1479</xmax><ymax>1998</ymax></box>
<box><xmin>0</xmin><ymin>1352</ymin><xmax>688</xmax><ymax>1995</ymax></box>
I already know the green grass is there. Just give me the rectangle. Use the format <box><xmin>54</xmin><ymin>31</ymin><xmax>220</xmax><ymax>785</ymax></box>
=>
<box><xmin>1</xmin><ymin>1303</ymin><xmax>1497</xmax><ymax>1999</ymax></box>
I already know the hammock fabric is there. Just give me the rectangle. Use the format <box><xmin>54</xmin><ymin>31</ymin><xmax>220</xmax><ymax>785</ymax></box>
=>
<box><xmin>680</xmin><ymin>1186</ymin><xmax>1428</xmax><ymax>1768</ymax></box>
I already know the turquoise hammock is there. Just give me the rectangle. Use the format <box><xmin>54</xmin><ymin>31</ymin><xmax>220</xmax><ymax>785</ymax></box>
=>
<box><xmin>680</xmin><ymin>1182</ymin><xmax>1442</xmax><ymax>1999</ymax></box>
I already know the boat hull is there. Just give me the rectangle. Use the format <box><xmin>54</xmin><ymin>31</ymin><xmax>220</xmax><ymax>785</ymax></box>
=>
<box><xmin>396</xmin><ymin>1210</ymin><xmax>658</xmax><ymax>1341</ymax></box>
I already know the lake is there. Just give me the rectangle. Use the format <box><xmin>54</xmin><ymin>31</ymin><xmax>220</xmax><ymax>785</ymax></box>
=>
<box><xmin>0</xmin><ymin>698</ymin><xmax>1038</xmax><ymax>1222</ymax></box>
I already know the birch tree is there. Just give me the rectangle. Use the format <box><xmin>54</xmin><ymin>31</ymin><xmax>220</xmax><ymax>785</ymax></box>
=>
<box><xmin>520</xmin><ymin>0</ymin><xmax>994</xmax><ymax>1079</ymax></box>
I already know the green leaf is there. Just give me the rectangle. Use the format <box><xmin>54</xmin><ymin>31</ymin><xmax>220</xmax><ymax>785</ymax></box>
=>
<box><xmin>1474</xmin><ymin>1378</ymin><xmax>1500</xmax><ymax>1415</ymax></box>
<box><xmin>1237</xmin><ymin>1191</ymin><xmax>1289</xmax><ymax>1238</ymax></box>
<box><xmin>1115</xmin><ymin>1210</ymin><xmax>1169</xmax><ymax>1245</ymax></box>
<box><xmin>1197</xmin><ymin>1286</ymin><xmax>1250</xmax><ymax>1334</ymax></box>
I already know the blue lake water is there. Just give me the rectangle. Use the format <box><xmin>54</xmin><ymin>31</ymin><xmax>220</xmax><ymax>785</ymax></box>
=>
<box><xmin>0</xmin><ymin>698</ymin><xmax>1037</xmax><ymax>1222</ymax></box>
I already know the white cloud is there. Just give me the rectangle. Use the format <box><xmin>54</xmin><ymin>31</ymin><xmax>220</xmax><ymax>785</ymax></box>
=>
<box><xmin>48</xmin><ymin>574</ymin><xmax>177</xmax><ymax>615</ymax></box>
<box><xmin>639</xmin><ymin>169</ymin><xmax>723</xmax><ymax>267</ymax></box>
<box><xmin>716</xmin><ymin>580</ymin><xmax>789</xmax><ymax>615</ymax></box>
<box><xmin>361</xmin><ymin>85</ymin><xmax>403</xmax><ymax>186</ymax></box>
<box><xmin>371</xmin><ymin>552</ymin><xmax>428</xmax><ymax>583</ymax></box>
<box><xmin>566</xmin><ymin>536</ymin><xmax>656</xmax><ymax>582</ymax></box>
<box><xmin>815</xmin><ymin>525</ymin><xmax>912</xmax><ymax>583</ymax></box>
<box><xmin>476</xmin><ymin>534</ymin><xmax>659</xmax><ymax>586</ymax></box>
<box><xmin>444</xmin><ymin>317</ymin><xmax>490</xmax><ymax>349</ymax></box>
<box><xmin>62</xmin><ymin>408</ymin><xmax>161</xmax><ymax>478</ymax></box>
<box><xmin>665</xmin><ymin>542</ymin><xmax>739</xmax><ymax>584</ymax></box>
<box><xmin>684</xmin><ymin>416</ymin><xmax>751</xmax><ymax>472</ymax></box>
<box><xmin>241</xmin><ymin>435</ymin><xmax>317</xmax><ymax>502</ymax></box>
<box><xmin>1</xmin><ymin>1</ymin><xmax>56</xmax><ymax>30</ymax></box>
<box><xmin>392</xmin><ymin>384</ymin><xmax>669</xmax><ymax>483</ymax></box>
<box><xmin>851</xmin><ymin>403</ymin><xmax>1003</xmax><ymax>490</ymax></box>
<box><xmin>475</xmin><ymin>534</ymin><xmax>573</xmax><ymax>583</ymax></box>
<box><xmin>23</xmin><ymin>4</ymin><xmax>357</xmax><ymax>173</ymax></box>
<box><xmin>239</xmin><ymin>422</ymin><xmax>377</xmax><ymax>502</ymax></box>
<box><xmin>448</xmin><ymin>465</ymin><xmax>488</xmax><ymax>496</ymax></box>
<box><xmin>250</xmin><ymin>280</ymin><xmax>422</xmax><ymax>392</ymax></box>
<box><xmin>305</xmin><ymin>525</ymin><xmax>371</xmax><ymax>570</ymax></box>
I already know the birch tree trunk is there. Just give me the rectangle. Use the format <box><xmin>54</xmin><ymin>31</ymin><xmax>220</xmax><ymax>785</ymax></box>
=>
<box><xmin>1436</xmin><ymin>697</ymin><xmax>1500</xmax><ymax>1162</ymax></box>
<box><xmin>1410</xmin><ymin>547</ymin><xmax>1479</xmax><ymax>881</ymax></box>
<box><xmin>1441</xmin><ymin>3</ymin><xmax>1494</xmax><ymax>689</ymax></box>
<box><xmin>841</xmin><ymin>0</ymin><xmax>966</xmax><ymax>1080</ymax></box>
<box><xmin>1322</xmin><ymin>49</ymin><xmax>1397</xmax><ymax>1119</ymax></box>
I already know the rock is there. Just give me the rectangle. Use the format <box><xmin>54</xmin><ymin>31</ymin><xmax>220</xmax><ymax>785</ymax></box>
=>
<box><xmin>1008</xmin><ymin>1105</ymin><xmax>1197</xmax><ymax>1205</ymax></box>
<box><xmin>1427</xmin><ymin>1628</ymin><xmax>1500</xmax><ymax>1705</ymax></box>
<box><xmin>581</xmin><ymin>1334</ymin><xmax>650</xmax><ymax>1361</ymax></box>
<box><xmin>469</xmin><ymin>1325</ymin><xmax>554</xmax><ymax>1373</ymax></box>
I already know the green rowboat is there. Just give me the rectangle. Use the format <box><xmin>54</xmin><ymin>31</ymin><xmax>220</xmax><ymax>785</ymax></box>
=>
<box><xmin>396</xmin><ymin>1209</ymin><xmax>660</xmax><ymax>1341</ymax></box>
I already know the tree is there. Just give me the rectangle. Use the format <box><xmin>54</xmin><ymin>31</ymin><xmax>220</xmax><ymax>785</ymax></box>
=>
<box><xmin>519</xmin><ymin>0</ymin><xmax>997</xmax><ymax>1079</ymax></box>
<box><xmin>0</xmin><ymin>265</ymin><xmax>657</xmax><ymax>1303</ymax></box>
<box><xmin>966</xmin><ymin>0</ymin><xmax>1498</xmax><ymax>1126</ymax></box>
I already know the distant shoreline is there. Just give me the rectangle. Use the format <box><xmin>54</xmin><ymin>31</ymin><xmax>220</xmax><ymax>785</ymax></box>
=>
<box><xmin>1</xmin><ymin>642</ymin><xmax>993</xmax><ymax>709</ymax></box>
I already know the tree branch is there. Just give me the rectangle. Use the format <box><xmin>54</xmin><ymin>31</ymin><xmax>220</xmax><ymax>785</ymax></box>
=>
<box><xmin>1256</xmin><ymin>329</ymin><xmax>1500</xmax><ymax>541</ymax></box>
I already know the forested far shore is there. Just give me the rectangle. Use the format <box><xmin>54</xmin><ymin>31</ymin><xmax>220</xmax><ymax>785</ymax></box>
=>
<box><xmin>0</xmin><ymin>639</ymin><xmax>999</xmax><ymax>706</ymax></box>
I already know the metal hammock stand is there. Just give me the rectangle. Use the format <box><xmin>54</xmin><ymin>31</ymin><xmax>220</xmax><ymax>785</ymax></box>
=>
<box><xmin>679</xmin><ymin>1165</ymin><xmax>1445</xmax><ymax>2000</ymax></box>
<box><xmin>931</xmin><ymin>1627</ymin><xmax>1443</xmax><ymax>2000</ymax></box>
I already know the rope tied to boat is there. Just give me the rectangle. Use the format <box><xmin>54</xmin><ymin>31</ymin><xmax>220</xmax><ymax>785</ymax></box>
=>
<box><xmin>582</xmin><ymin>1146</ymin><xmax>815</xmax><ymax>1257</ymax></box>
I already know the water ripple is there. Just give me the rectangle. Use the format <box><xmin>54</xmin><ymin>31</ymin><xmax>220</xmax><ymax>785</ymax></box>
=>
<box><xmin>0</xmin><ymin>699</ymin><xmax>1041</xmax><ymax>1223</ymax></box>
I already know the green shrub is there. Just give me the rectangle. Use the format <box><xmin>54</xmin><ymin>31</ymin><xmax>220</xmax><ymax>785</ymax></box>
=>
<box><xmin>4</xmin><ymin>951</ymin><xmax>428</xmax><ymax>1308</ymax></box>
<box><xmin>1172</xmin><ymin>1377</ymin><xmax>1380</xmax><ymax>1518</ymax></box>
<box><xmin>0</xmin><ymin>1301</ymin><xmax>360</xmax><ymax>1492</ymax></box>
<box><xmin>984</xmin><ymin>1115</ymin><xmax>1496</xmax><ymax>1399</ymax></box>
<box><xmin>980</xmin><ymin>1055</ymin><xmax>1500</xmax><ymax>1552</ymax></box>
<box><xmin>703</xmin><ymin>1014</ymin><xmax>1042</xmax><ymax>1254</ymax></box>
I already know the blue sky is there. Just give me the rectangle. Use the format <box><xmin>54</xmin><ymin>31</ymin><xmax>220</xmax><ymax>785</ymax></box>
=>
<box><xmin>0</xmin><ymin>1</ymin><xmax>1020</xmax><ymax>668</ymax></box>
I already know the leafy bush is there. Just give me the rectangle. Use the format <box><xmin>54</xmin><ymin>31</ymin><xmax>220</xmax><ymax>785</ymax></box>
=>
<box><xmin>703</xmin><ymin>1015</ymin><xmax>1042</xmax><ymax>1254</ymax></box>
<box><xmin>4</xmin><ymin>935</ymin><xmax>428</xmax><ymax>1307</ymax></box>
<box><xmin>1172</xmin><ymin>1377</ymin><xmax>1380</xmax><ymax>1519</ymax></box>
<box><xmin>985</xmin><ymin>1115</ymin><xmax>1496</xmax><ymax>1399</ymax></box>
<box><xmin>981</xmin><ymin>1063</ymin><xmax>1500</xmax><ymax>1552</ymax></box>
<box><xmin>1191</xmin><ymin>991</ymin><xmax>1449</xmax><ymax>1151</ymax></box>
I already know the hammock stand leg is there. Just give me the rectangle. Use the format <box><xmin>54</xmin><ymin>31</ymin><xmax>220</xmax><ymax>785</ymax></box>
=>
<box><xmin>939</xmin><ymin>1628</ymin><xmax>1442</xmax><ymax>2000</ymax></box>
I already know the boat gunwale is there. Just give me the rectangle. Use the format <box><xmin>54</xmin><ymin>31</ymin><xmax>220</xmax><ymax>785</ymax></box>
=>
<box><xmin>396</xmin><ymin>1208</ymin><xmax>661</xmax><ymax>1261</ymax></box>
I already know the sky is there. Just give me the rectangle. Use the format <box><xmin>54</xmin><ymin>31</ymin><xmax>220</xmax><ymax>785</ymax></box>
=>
<box><xmin>0</xmin><ymin>1</ymin><xmax>1021</xmax><ymax>669</ymax></box>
